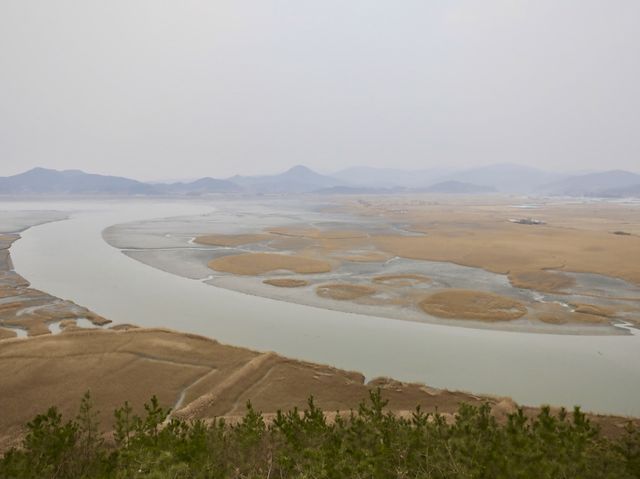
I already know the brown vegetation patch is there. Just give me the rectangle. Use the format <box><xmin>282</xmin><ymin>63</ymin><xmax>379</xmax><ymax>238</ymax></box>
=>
<box><xmin>571</xmin><ymin>303</ymin><xmax>616</xmax><ymax>318</ymax></box>
<box><xmin>86</xmin><ymin>312</ymin><xmax>111</xmax><ymax>326</ymax></box>
<box><xmin>419</xmin><ymin>290</ymin><xmax>527</xmax><ymax>321</ymax></box>
<box><xmin>0</xmin><ymin>327</ymin><xmax>16</xmax><ymax>340</ymax></box>
<box><xmin>316</xmin><ymin>284</ymin><xmax>377</xmax><ymax>301</ymax></box>
<box><xmin>530</xmin><ymin>301</ymin><xmax>611</xmax><ymax>325</ymax></box>
<box><xmin>508</xmin><ymin>270</ymin><xmax>576</xmax><ymax>293</ymax></box>
<box><xmin>373</xmin><ymin>274</ymin><xmax>432</xmax><ymax>287</ymax></box>
<box><xmin>194</xmin><ymin>234</ymin><xmax>271</xmax><ymax>247</ymax></box>
<box><xmin>362</xmin><ymin>200</ymin><xmax>640</xmax><ymax>285</ymax></box>
<box><xmin>0</xmin><ymin>286</ymin><xmax>26</xmax><ymax>299</ymax></box>
<box><xmin>109</xmin><ymin>323</ymin><xmax>140</xmax><ymax>331</ymax></box>
<box><xmin>0</xmin><ymin>328</ymin><xmax>503</xmax><ymax>450</ymax></box>
<box><xmin>267</xmin><ymin>237</ymin><xmax>314</xmax><ymax>250</ymax></box>
<box><xmin>537</xmin><ymin>312</ymin><xmax>609</xmax><ymax>325</ymax></box>
<box><xmin>267</xmin><ymin>226</ymin><xmax>368</xmax><ymax>240</ymax></box>
<box><xmin>263</xmin><ymin>278</ymin><xmax>309</xmax><ymax>288</ymax></box>
<box><xmin>267</xmin><ymin>226</ymin><xmax>319</xmax><ymax>238</ymax></box>
<box><xmin>208</xmin><ymin>253</ymin><xmax>332</xmax><ymax>275</ymax></box>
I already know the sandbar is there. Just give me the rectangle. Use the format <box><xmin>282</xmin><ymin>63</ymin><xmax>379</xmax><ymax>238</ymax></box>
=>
<box><xmin>263</xmin><ymin>278</ymin><xmax>309</xmax><ymax>288</ymax></box>
<box><xmin>419</xmin><ymin>290</ymin><xmax>527</xmax><ymax>321</ymax></box>
<box><xmin>316</xmin><ymin>283</ymin><xmax>377</xmax><ymax>301</ymax></box>
<box><xmin>194</xmin><ymin>234</ymin><xmax>271</xmax><ymax>247</ymax></box>
<box><xmin>209</xmin><ymin>252</ymin><xmax>332</xmax><ymax>275</ymax></box>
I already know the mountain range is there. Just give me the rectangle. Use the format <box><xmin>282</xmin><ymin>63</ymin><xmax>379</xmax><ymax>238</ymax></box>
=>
<box><xmin>0</xmin><ymin>165</ymin><xmax>639</xmax><ymax>197</ymax></box>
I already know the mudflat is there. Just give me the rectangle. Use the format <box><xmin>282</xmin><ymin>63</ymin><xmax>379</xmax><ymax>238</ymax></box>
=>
<box><xmin>0</xmin><ymin>211</ymin><xmax>508</xmax><ymax>450</ymax></box>
<box><xmin>2</xmin><ymin>204</ymin><xmax>639</xmax><ymax>452</ymax></box>
<box><xmin>159</xmin><ymin>196</ymin><xmax>640</xmax><ymax>331</ymax></box>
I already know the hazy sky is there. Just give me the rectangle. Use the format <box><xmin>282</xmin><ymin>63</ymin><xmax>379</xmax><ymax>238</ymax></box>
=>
<box><xmin>1</xmin><ymin>1</ymin><xmax>639</xmax><ymax>180</ymax></box>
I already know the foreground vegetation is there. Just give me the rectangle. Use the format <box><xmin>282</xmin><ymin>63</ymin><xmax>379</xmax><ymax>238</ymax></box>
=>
<box><xmin>1</xmin><ymin>391</ymin><xmax>639</xmax><ymax>478</ymax></box>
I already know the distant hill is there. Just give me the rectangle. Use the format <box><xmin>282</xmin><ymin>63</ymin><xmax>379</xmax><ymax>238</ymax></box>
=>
<box><xmin>333</xmin><ymin>164</ymin><xmax>562</xmax><ymax>193</ymax></box>
<box><xmin>157</xmin><ymin>177</ymin><xmax>240</xmax><ymax>195</ymax></box>
<box><xmin>539</xmin><ymin>170</ymin><xmax>640</xmax><ymax>197</ymax></box>
<box><xmin>230</xmin><ymin>165</ymin><xmax>344</xmax><ymax>193</ymax></box>
<box><xmin>439</xmin><ymin>163</ymin><xmax>563</xmax><ymax>193</ymax></box>
<box><xmin>0</xmin><ymin>168</ymin><xmax>158</xmax><ymax>195</ymax></box>
<box><xmin>420</xmin><ymin>181</ymin><xmax>497</xmax><ymax>194</ymax></box>
<box><xmin>598</xmin><ymin>184</ymin><xmax>640</xmax><ymax>198</ymax></box>
<box><xmin>314</xmin><ymin>185</ymin><xmax>404</xmax><ymax>195</ymax></box>
<box><xmin>0</xmin><ymin>168</ymin><xmax>239</xmax><ymax>196</ymax></box>
<box><xmin>331</xmin><ymin>166</ymin><xmax>453</xmax><ymax>189</ymax></box>
<box><xmin>2</xmin><ymin>165</ymin><xmax>638</xmax><ymax>197</ymax></box>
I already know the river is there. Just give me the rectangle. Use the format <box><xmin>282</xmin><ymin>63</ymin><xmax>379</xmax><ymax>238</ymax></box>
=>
<box><xmin>4</xmin><ymin>198</ymin><xmax>640</xmax><ymax>416</ymax></box>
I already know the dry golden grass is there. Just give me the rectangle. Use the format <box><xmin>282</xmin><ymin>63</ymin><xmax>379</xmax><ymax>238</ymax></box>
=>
<box><xmin>316</xmin><ymin>284</ymin><xmax>377</xmax><ymax>301</ymax></box>
<box><xmin>538</xmin><ymin>312</ymin><xmax>609</xmax><ymax>325</ymax></box>
<box><xmin>194</xmin><ymin>234</ymin><xmax>271</xmax><ymax>247</ymax></box>
<box><xmin>263</xmin><ymin>278</ymin><xmax>309</xmax><ymax>288</ymax></box>
<box><xmin>267</xmin><ymin>226</ymin><xmax>368</xmax><ymax>240</ymax></box>
<box><xmin>508</xmin><ymin>270</ymin><xmax>576</xmax><ymax>293</ymax></box>
<box><xmin>267</xmin><ymin>236</ymin><xmax>314</xmax><ymax>250</ymax></box>
<box><xmin>0</xmin><ymin>328</ymin><xmax>497</xmax><ymax>450</ymax></box>
<box><xmin>208</xmin><ymin>253</ymin><xmax>332</xmax><ymax>275</ymax></box>
<box><xmin>0</xmin><ymin>218</ymin><xmax>636</xmax><ymax>451</ymax></box>
<box><xmin>528</xmin><ymin>302</ymin><xmax>611</xmax><ymax>325</ymax></box>
<box><xmin>373</xmin><ymin>274</ymin><xmax>432</xmax><ymax>286</ymax></box>
<box><xmin>373</xmin><ymin>226</ymin><xmax>640</xmax><ymax>285</ymax></box>
<box><xmin>266</xmin><ymin>226</ymin><xmax>319</xmax><ymax>238</ymax></box>
<box><xmin>571</xmin><ymin>303</ymin><xmax>616</xmax><ymax>318</ymax></box>
<box><xmin>109</xmin><ymin>323</ymin><xmax>140</xmax><ymax>331</ymax></box>
<box><xmin>341</xmin><ymin>198</ymin><xmax>640</xmax><ymax>285</ymax></box>
<box><xmin>0</xmin><ymin>286</ymin><xmax>24</xmax><ymax>299</ymax></box>
<box><xmin>419</xmin><ymin>290</ymin><xmax>527</xmax><ymax>321</ymax></box>
<box><xmin>0</xmin><ymin>327</ymin><xmax>16</xmax><ymax>340</ymax></box>
<box><xmin>336</xmin><ymin>251</ymin><xmax>392</xmax><ymax>262</ymax></box>
<box><xmin>194</xmin><ymin>199</ymin><xmax>639</xmax><ymax>328</ymax></box>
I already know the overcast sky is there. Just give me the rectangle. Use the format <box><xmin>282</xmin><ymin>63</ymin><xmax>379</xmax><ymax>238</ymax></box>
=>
<box><xmin>1</xmin><ymin>1</ymin><xmax>639</xmax><ymax>180</ymax></box>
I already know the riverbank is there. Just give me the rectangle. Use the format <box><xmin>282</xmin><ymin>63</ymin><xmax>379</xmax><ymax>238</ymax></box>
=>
<box><xmin>104</xmin><ymin>197</ymin><xmax>640</xmax><ymax>335</ymax></box>
<box><xmin>6</xmin><ymin>200</ymin><xmax>640</xmax><ymax>418</ymax></box>
<box><xmin>0</xmin><ymin>209</ymin><xmax>527</xmax><ymax>450</ymax></box>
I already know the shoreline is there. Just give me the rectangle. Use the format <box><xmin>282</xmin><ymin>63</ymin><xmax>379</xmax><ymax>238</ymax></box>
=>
<box><xmin>100</xmin><ymin>197</ymin><xmax>640</xmax><ymax>337</ymax></box>
<box><xmin>205</xmin><ymin>274</ymin><xmax>632</xmax><ymax>337</ymax></box>
<box><xmin>6</xmin><ymin>200</ymin><xmax>640</xmax><ymax>419</ymax></box>
<box><xmin>0</xmin><ymin>213</ymin><xmax>546</xmax><ymax>450</ymax></box>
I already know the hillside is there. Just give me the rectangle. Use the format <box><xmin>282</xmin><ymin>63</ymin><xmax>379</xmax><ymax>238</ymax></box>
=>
<box><xmin>230</xmin><ymin>165</ymin><xmax>344</xmax><ymax>193</ymax></box>
<box><xmin>0</xmin><ymin>168</ymin><xmax>157</xmax><ymax>195</ymax></box>
<box><xmin>540</xmin><ymin>170</ymin><xmax>640</xmax><ymax>197</ymax></box>
<box><xmin>420</xmin><ymin>180</ymin><xmax>497</xmax><ymax>194</ymax></box>
<box><xmin>2</xmin><ymin>165</ymin><xmax>639</xmax><ymax>197</ymax></box>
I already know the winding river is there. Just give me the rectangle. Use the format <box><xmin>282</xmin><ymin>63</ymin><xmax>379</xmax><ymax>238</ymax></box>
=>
<box><xmin>4</xmin><ymin>199</ymin><xmax>640</xmax><ymax>416</ymax></box>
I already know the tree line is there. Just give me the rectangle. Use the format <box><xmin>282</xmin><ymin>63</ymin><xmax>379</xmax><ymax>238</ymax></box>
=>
<box><xmin>1</xmin><ymin>390</ymin><xmax>639</xmax><ymax>478</ymax></box>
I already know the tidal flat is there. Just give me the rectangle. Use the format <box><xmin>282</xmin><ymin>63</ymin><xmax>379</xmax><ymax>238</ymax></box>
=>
<box><xmin>104</xmin><ymin>196</ymin><xmax>640</xmax><ymax>335</ymax></box>
<box><xmin>0</xmin><ymin>202</ymin><xmax>510</xmax><ymax>450</ymax></box>
<box><xmin>5</xmin><ymin>198</ymin><xmax>640</xmax><ymax>418</ymax></box>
